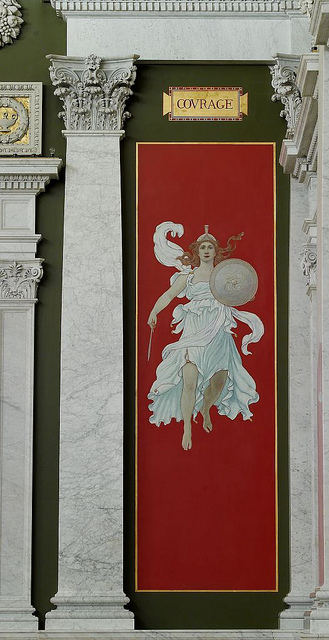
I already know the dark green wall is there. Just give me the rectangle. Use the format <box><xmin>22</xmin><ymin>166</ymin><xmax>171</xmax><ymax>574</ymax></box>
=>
<box><xmin>122</xmin><ymin>62</ymin><xmax>289</xmax><ymax>630</ymax></box>
<box><xmin>0</xmin><ymin>6</ymin><xmax>289</xmax><ymax>630</ymax></box>
<box><xmin>0</xmin><ymin>0</ymin><xmax>66</xmax><ymax>627</ymax></box>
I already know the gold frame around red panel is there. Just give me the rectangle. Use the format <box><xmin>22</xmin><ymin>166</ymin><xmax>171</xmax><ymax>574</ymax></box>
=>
<box><xmin>135</xmin><ymin>142</ymin><xmax>277</xmax><ymax>593</ymax></box>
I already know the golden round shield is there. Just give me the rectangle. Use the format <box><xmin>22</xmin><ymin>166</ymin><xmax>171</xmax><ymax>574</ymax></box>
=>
<box><xmin>210</xmin><ymin>258</ymin><xmax>258</xmax><ymax>307</ymax></box>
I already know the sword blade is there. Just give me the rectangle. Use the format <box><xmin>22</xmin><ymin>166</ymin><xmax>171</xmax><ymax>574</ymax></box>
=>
<box><xmin>147</xmin><ymin>326</ymin><xmax>154</xmax><ymax>361</ymax></box>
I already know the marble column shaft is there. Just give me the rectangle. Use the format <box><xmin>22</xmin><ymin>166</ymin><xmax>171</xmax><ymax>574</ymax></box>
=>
<box><xmin>308</xmin><ymin>44</ymin><xmax>329</xmax><ymax>632</ymax></box>
<box><xmin>279</xmin><ymin>179</ymin><xmax>315</xmax><ymax>630</ymax></box>
<box><xmin>45</xmin><ymin>132</ymin><xmax>134</xmax><ymax>632</ymax></box>
<box><xmin>0</xmin><ymin>160</ymin><xmax>62</xmax><ymax>632</ymax></box>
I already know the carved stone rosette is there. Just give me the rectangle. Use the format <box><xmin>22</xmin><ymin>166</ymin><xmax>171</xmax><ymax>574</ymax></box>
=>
<box><xmin>47</xmin><ymin>54</ymin><xmax>138</xmax><ymax>132</ymax></box>
<box><xmin>0</xmin><ymin>260</ymin><xmax>43</xmax><ymax>300</ymax></box>
<box><xmin>270</xmin><ymin>56</ymin><xmax>302</xmax><ymax>139</ymax></box>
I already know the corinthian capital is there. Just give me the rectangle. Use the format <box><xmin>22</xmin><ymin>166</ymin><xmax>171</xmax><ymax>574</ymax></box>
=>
<box><xmin>47</xmin><ymin>54</ymin><xmax>138</xmax><ymax>132</ymax></box>
<box><xmin>0</xmin><ymin>260</ymin><xmax>43</xmax><ymax>300</ymax></box>
<box><xmin>270</xmin><ymin>55</ymin><xmax>302</xmax><ymax>139</ymax></box>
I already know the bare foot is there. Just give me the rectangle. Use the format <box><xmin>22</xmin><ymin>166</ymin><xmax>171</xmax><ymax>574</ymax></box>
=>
<box><xmin>182</xmin><ymin>429</ymin><xmax>192</xmax><ymax>450</ymax></box>
<box><xmin>201</xmin><ymin>406</ymin><xmax>213</xmax><ymax>433</ymax></box>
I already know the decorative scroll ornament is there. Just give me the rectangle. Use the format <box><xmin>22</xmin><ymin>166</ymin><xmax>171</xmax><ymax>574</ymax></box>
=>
<box><xmin>48</xmin><ymin>54</ymin><xmax>138</xmax><ymax>131</ymax></box>
<box><xmin>301</xmin><ymin>245</ymin><xmax>317</xmax><ymax>289</ymax></box>
<box><xmin>0</xmin><ymin>1</ymin><xmax>23</xmax><ymax>48</ymax></box>
<box><xmin>270</xmin><ymin>56</ymin><xmax>302</xmax><ymax>139</ymax></box>
<box><xmin>0</xmin><ymin>261</ymin><xmax>43</xmax><ymax>299</ymax></box>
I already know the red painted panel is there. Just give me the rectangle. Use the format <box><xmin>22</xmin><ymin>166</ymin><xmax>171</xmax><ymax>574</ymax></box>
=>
<box><xmin>136</xmin><ymin>143</ymin><xmax>277</xmax><ymax>592</ymax></box>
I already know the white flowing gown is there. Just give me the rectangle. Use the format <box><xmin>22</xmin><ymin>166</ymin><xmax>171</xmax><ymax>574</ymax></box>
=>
<box><xmin>148</xmin><ymin>273</ymin><xmax>264</xmax><ymax>426</ymax></box>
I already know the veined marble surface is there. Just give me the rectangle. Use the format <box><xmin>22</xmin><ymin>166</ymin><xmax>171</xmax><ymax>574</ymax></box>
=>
<box><xmin>66</xmin><ymin>16</ymin><xmax>299</xmax><ymax>60</ymax></box>
<box><xmin>46</xmin><ymin>133</ymin><xmax>133</xmax><ymax>631</ymax></box>
<box><xmin>307</xmin><ymin>45</ymin><xmax>329</xmax><ymax>634</ymax></box>
<box><xmin>279</xmin><ymin>180</ymin><xmax>316</xmax><ymax>629</ymax></box>
<box><xmin>55</xmin><ymin>133</ymin><xmax>124</xmax><ymax>595</ymax></box>
<box><xmin>0</xmin><ymin>158</ymin><xmax>61</xmax><ymax>632</ymax></box>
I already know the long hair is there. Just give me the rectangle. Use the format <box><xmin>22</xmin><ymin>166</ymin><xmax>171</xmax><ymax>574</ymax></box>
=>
<box><xmin>177</xmin><ymin>232</ymin><xmax>244</xmax><ymax>268</ymax></box>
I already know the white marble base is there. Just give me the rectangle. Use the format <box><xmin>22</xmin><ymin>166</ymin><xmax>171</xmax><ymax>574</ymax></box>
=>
<box><xmin>7</xmin><ymin>629</ymin><xmax>329</xmax><ymax>640</ymax></box>
<box><xmin>280</xmin><ymin>595</ymin><xmax>314</xmax><ymax>630</ymax></box>
<box><xmin>0</xmin><ymin>630</ymin><xmax>315</xmax><ymax>640</ymax></box>
<box><xmin>46</xmin><ymin>595</ymin><xmax>134</xmax><ymax>632</ymax></box>
<box><xmin>0</xmin><ymin>602</ymin><xmax>37</xmax><ymax>632</ymax></box>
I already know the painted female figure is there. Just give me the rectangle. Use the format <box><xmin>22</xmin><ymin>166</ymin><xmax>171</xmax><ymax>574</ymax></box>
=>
<box><xmin>147</xmin><ymin>223</ymin><xmax>264</xmax><ymax>451</ymax></box>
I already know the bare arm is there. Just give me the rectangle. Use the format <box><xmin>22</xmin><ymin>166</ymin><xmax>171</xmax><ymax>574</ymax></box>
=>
<box><xmin>147</xmin><ymin>274</ymin><xmax>188</xmax><ymax>328</ymax></box>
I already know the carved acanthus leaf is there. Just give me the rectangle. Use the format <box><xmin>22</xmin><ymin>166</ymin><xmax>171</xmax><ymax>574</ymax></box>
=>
<box><xmin>270</xmin><ymin>56</ymin><xmax>302</xmax><ymax>139</ymax></box>
<box><xmin>301</xmin><ymin>244</ymin><xmax>317</xmax><ymax>289</ymax></box>
<box><xmin>0</xmin><ymin>260</ymin><xmax>43</xmax><ymax>299</ymax></box>
<box><xmin>0</xmin><ymin>1</ymin><xmax>23</xmax><ymax>48</ymax></box>
<box><xmin>48</xmin><ymin>54</ymin><xmax>137</xmax><ymax>132</ymax></box>
<box><xmin>300</xmin><ymin>0</ymin><xmax>314</xmax><ymax>17</ymax></box>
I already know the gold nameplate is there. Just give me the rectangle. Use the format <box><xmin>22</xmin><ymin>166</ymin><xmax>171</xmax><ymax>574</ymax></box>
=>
<box><xmin>163</xmin><ymin>86</ymin><xmax>248</xmax><ymax>122</ymax></box>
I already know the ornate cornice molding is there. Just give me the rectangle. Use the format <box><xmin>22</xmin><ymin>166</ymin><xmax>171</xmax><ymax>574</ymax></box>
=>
<box><xmin>270</xmin><ymin>55</ymin><xmax>302</xmax><ymax>140</ymax></box>
<box><xmin>0</xmin><ymin>260</ymin><xmax>43</xmax><ymax>300</ymax></box>
<box><xmin>0</xmin><ymin>158</ymin><xmax>63</xmax><ymax>193</ymax></box>
<box><xmin>276</xmin><ymin>53</ymin><xmax>319</xmax><ymax>181</ymax></box>
<box><xmin>0</xmin><ymin>1</ymin><xmax>23</xmax><ymax>48</ymax></box>
<box><xmin>47</xmin><ymin>54</ymin><xmax>138</xmax><ymax>132</ymax></box>
<box><xmin>0</xmin><ymin>175</ymin><xmax>50</xmax><ymax>190</ymax></box>
<box><xmin>50</xmin><ymin>0</ymin><xmax>302</xmax><ymax>16</ymax></box>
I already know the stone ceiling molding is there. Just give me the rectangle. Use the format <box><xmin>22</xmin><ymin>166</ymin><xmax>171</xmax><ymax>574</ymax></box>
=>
<box><xmin>47</xmin><ymin>54</ymin><xmax>138</xmax><ymax>132</ymax></box>
<box><xmin>0</xmin><ymin>0</ymin><xmax>23</xmax><ymax>48</ymax></box>
<box><xmin>270</xmin><ymin>54</ymin><xmax>302</xmax><ymax>139</ymax></box>
<box><xmin>49</xmin><ymin>0</ymin><xmax>302</xmax><ymax>16</ymax></box>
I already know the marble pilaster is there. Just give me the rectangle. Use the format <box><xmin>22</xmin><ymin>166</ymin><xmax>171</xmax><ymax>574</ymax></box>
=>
<box><xmin>45</xmin><ymin>54</ymin><xmax>136</xmax><ymax>632</ymax></box>
<box><xmin>304</xmin><ymin>177</ymin><xmax>319</xmax><ymax>594</ymax></box>
<box><xmin>0</xmin><ymin>158</ymin><xmax>62</xmax><ymax>632</ymax></box>
<box><xmin>279</xmin><ymin>178</ymin><xmax>315</xmax><ymax>630</ymax></box>
<box><xmin>272</xmin><ymin>52</ymin><xmax>319</xmax><ymax>629</ymax></box>
<box><xmin>306</xmin><ymin>43</ymin><xmax>329</xmax><ymax>635</ymax></box>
